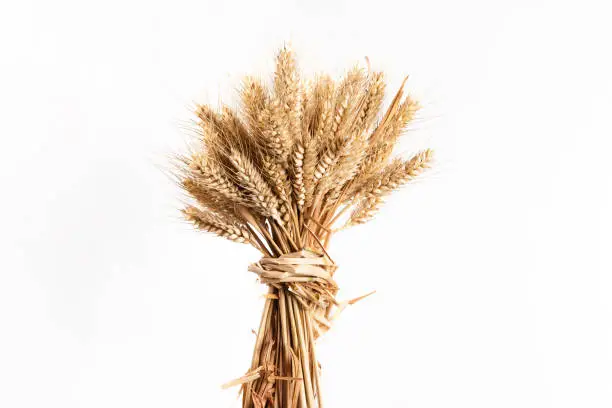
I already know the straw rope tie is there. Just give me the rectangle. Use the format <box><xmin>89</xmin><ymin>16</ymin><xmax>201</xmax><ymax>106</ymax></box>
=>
<box><xmin>248</xmin><ymin>249</ymin><xmax>338</xmax><ymax>309</ymax></box>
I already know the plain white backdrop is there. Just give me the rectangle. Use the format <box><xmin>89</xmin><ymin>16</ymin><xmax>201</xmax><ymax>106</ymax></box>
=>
<box><xmin>1</xmin><ymin>0</ymin><xmax>611</xmax><ymax>407</ymax></box>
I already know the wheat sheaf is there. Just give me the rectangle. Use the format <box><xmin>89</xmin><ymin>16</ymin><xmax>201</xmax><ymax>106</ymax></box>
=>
<box><xmin>176</xmin><ymin>46</ymin><xmax>433</xmax><ymax>408</ymax></box>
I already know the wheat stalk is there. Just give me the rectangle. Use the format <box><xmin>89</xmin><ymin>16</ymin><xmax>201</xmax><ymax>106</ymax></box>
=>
<box><xmin>175</xmin><ymin>48</ymin><xmax>434</xmax><ymax>408</ymax></box>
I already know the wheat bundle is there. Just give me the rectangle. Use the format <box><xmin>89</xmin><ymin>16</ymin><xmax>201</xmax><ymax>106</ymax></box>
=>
<box><xmin>177</xmin><ymin>46</ymin><xmax>433</xmax><ymax>408</ymax></box>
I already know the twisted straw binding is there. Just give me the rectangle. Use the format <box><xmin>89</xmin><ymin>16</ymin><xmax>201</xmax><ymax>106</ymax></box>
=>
<box><xmin>249</xmin><ymin>250</ymin><xmax>338</xmax><ymax>334</ymax></box>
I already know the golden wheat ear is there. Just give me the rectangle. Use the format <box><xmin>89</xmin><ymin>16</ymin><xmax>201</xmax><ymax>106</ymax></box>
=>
<box><xmin>345</xmin><ymin>149</ymin><xmax>433</xmax><ymax>228</ymax></box>
<box><xmin>182</xmin><ymin>206</ymin><xmax>254</xmax><ymax>245</ymax></box>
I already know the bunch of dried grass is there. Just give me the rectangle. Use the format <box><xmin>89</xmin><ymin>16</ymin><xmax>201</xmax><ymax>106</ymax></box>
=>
<box><xmin>177</xmin><ymin>47</ymin><xmax>433</xmax><ymax>408</ymax></box>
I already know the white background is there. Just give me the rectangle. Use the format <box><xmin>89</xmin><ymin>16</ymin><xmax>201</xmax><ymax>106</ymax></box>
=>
<box><xmin>1</xmin><ymin>0</ymin><xmax>611</xmax><ymax>407</ymax></box>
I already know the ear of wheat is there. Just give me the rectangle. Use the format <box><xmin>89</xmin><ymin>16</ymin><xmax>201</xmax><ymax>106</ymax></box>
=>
<box><xmin>177</xmin><ymin>46</ymin><xmax>433</xmax><ymax>408</ymax></box>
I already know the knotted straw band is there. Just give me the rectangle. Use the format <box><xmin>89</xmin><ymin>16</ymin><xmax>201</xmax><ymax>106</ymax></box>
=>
<box><xmin>248</xmin><ymin>249</ymin><xmax>339</xmax><ymax>314</ymax></box>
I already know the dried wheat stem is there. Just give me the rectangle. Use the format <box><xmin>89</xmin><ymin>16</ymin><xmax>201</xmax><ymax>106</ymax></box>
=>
<box><xmin>286</xmin><ymin>296</ymin><xmax>307</xmax><ymax>408</ymax></box>
<box><xmin>304</xmin><ymin>309</ymin><xmax>322</xmax><ymax>408</ymax></box>
<box><xmin>237</xmin><ymin>206</ymin><xmax>283</xmax><ymax>256</ymax></box>
<box><xmin>278</xmin><ymin>289</ymin><xmax>292</xmax><ymax>407</ymax></box>
<box><xmin>292</xmin><ymin>296</ymin><xmax>315</xmax><ymax>407</ymax></box>
<box><xmin>271</xmin><ymin>221</ymin><xmax>291</xmax><ymax>254</ymax></box>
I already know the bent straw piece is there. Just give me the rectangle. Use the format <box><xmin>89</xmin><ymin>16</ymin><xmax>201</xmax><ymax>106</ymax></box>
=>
<box><xmin>222</xmin><ymin>367</ymin><xmax>264</xmax><ymax>389</ymax></box>
<box><xmin>329</xmin><ymin>290</ymin><xmax>377</xmax><ymax>322</ymax></box>
<box><xmin>302</xmin><ymin>223</ymin><xmax>334</xmax><ymax>264</ymax></box>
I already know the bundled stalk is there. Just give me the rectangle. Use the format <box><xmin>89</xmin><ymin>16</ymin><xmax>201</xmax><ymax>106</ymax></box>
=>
<box><xmin>178</xmin><ymin>47</ymin><xmax>433</xmax><ymax>407</ymax></box>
